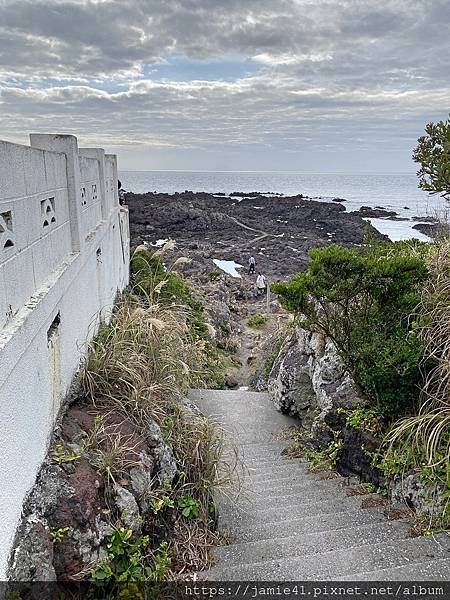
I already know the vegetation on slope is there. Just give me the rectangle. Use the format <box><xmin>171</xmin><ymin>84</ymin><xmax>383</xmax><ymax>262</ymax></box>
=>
<box><xmin>272</xmin><ymin>240</ymin><xmax>431</xmax><ymax>419</ymax></box>
<box><xmin>77</xmin><ymin>247</ymin><xmax>233</xmax><ymax>589</ymax></box>
<box><xmin>272</xmin><ymin>117</ymin><xmax>450</xmax><ymax>530</ymax></box>
<box><xmin>130</xmin><ymin>247</ymin><xmax>228</xmax><ymax>388</ymax></box>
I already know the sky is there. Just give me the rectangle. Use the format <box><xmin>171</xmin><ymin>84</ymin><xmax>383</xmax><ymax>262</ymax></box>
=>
<box><xmin>0</xmin><ymin>0</ymin><xmax>449</xmax><ymax>172</ymax></box>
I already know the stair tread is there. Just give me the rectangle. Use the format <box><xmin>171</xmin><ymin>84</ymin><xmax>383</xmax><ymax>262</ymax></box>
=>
<box><xmin>206</xmin><ymin>535</ymin><xmax>450</xmax><ymax>580</ymax></box>
<box><xmin>189</xmin><ymin>389</ymin><xmax>447</xmax><ymax>581</ymax></box>
<box><xmin>214</xmin><ymin>520</ymin><xmax>412</xmax><ymax>566</ymax></box>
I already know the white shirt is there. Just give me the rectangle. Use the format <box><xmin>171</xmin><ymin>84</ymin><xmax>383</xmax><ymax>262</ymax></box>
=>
<box><xmin>256</xmin><ymin>274</ymin><xmax>266</xmax><ymax>289</ymax></box>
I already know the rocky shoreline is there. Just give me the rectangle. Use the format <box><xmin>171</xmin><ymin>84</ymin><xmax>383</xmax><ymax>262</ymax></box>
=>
<box><xmin>127</xmin><ymin>191</ymin><xmax>388</xmax><ymax>279</ymax></box>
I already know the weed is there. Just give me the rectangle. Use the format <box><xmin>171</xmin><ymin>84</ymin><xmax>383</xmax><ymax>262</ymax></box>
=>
<box><xmin>247</xmin><ymin>313</ymin><xmax>268</xmax><ymax>329</ymax></box>
<box><xmin>50</xmin><ymin>527</ymin><xmax>69</xmax><ymax>543</ymax></box>
<box><xmin>178</xmin><ymin>495</ymin><xmax>200</xmax><ymax>519</ymax></box>
<box><xmin>150</xmin><ymin>496</ymin><xmax>175</xmax><ymax>515</ymax></box>
<box><xmin>51</xmin><ymin>443</ymin><xmax>80</xmax><ymax>464</ymax></box>
<box><xmin>327</xmin><ymin>433</ymin><xmax>344</xmax><ymax>467</ymax></box>
<box><xmin>91</xmin><ymin>528</ymin><xmax>170</xmax><ymax>584</ymax></box>
<box><xmin>346</xmin><ymin>406</ymin><xmax>384</xmax><ymax>435</ymax></box>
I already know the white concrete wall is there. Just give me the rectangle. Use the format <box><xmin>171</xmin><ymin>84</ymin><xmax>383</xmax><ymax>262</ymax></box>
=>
<box><xmin>0</xmin><ymin>134</ymin><xmax>130</xmax><ymax>579</ymax></box>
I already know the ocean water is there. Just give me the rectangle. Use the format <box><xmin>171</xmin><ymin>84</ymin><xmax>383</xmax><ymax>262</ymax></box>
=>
<box><xmin>119</xmin><ymin>170</ymin><xmax>446</xmax><ymax>241</ymax></box>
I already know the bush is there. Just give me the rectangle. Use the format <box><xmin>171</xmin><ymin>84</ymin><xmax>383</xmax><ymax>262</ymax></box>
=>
<box><xmin>247</xmin><ymin>313</ymin><xmax>267</xmax><ymax>329</ymax></box>
<box><xmin>272</xmin><ymin>241</ymin><xmax>430</xmax><ymax>418</ymax></box>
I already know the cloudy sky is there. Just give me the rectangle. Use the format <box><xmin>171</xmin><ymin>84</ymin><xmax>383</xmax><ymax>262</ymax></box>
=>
<box><xmin>0</xmin><ymin>0</ymin><xmax>448</xmax><ymax>171</ymax></box>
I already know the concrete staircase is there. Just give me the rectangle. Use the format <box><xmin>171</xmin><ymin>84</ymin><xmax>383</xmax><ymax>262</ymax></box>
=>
<box><xmin>189</xmin><ymin>389</ymin><xmax>450</xmax><ymax>581</ymax></box>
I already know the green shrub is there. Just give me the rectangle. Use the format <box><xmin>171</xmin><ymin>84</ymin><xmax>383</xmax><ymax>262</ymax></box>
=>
<box><xmin>272</xmin><ymin>242</ymin><xmax>430</xmax><ymax>418</ymax></box>
<box><xmin>346</xmin><ymin>406</ymin><xmax>384</xmax><ymax>434</ymax></box>
<box><xmin>247</xmin><ymin>313</ymin><xmax>267</xmax><ymax>329</ymax></box>
<box><xmin>91</xmin><ymin>529</ymin><xmax>170</xmax><ymax>584</ymax></box>
<box><xmin>208</xmin><ymin>270</ymin><xmax>221</xmax><ymax>281</ymax></box>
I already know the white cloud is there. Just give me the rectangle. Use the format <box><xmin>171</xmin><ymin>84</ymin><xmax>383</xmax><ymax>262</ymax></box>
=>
<box><xmin>0</xmin><ymin>0</ymin><xmax>448</xmax><ymax>170</ymax></box>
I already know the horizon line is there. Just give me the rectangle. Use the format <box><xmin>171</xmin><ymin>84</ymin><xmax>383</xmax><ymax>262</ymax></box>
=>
<box><xmin>118</xmin><ymin>169</ymin><xmax>417</xmax><ymax>175</ymax></box>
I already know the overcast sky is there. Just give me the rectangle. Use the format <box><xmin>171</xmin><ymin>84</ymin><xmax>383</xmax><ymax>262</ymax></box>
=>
<box><xmin>0</xmin><ymin>0</ymin><xmax>448</xmax><ymax>172</ymax></box>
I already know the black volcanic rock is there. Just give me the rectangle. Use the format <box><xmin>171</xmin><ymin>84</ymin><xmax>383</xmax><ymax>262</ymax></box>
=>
<box><xmin>353</xmin><ymin>206</ymin><xmax>398</xmax><ymax>218</ymax></box>
<box><xmin>412</xmin><ymin>222</ymin><xmax>449</xmax><ymax>238</ymax></box>
<box><xmin>126</xmin><ymin>191</ymin><xmax>388</xmax><ymax>279</ymax></box>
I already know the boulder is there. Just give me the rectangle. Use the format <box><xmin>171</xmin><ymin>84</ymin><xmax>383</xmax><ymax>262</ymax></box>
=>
<box><xmin>114</xmin><ymin>485</ymin><xmax>142</xmax><ymax>532</ymax></box>
<box><xmin>391</xmin><ymin>473</ymin><xmax>448</xmax><ymax>517</ymax></box>
<box><xmin>268</xmin><ymin>326</ymin><xmax>365</xmax><ymax>424</ymax></box>
<box><xmin>225</xmin><ymin>373</ymin><xmax>240</xmax><ymax>389</ymax></box>
<box><xmin>268</xmin><ymin>333</ymin><xmax>316</xmax><ymax>422</ymax></box>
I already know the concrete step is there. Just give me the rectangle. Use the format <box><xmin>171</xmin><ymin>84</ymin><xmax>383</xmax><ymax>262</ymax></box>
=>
<box><xmin>239</xmin><ymin>456</ymin><xmax>302</xmax><ymax>469</ymax></box>
<box><xmin>240</xmin><ymin>485</ymin><xmax>362</xmax><ymax>508</ymax></box>
<box><xmin>214</xmin><ymin>520</ymin><xmax>412</xmax><ymax>567</ymax></box>
<box><xmin>245</xmin><ymin>464</ymin><xmax>311</xmax><ymax>481</ymax></box>
<box><xmin>338</xmin><ymin>555</ymin><xmax>450</xmax><ymax>581</ymax></box>
<box><xmin>207</xmin><ymin>534</ymin><xmax>450</xmax><ymax>580</ymax></box>
<box><xmin>226</xmin><ymin>507</ymin><xmax>394</xmax><ymax>543</ymax></box>
<box><xmin>191</xmin><ymin>389</ymin><xmax>448</xmax><ymax>582</ymax></box>
<box><xmin>220</xmin><ymin>496</ymin><xmax>380</xmax><ymax>527</ymax></box>
<box><xmin>242</xmin><ymin>478</ymin><xmax>347</xmax><ymax>498</ymax></box>
<box><xmin>243</xmin><ymin>471</ymin><xmax>337</xmax><ymax>491</ymax></box>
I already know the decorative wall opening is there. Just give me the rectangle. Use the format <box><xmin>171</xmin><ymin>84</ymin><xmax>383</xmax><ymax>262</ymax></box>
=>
<box><xmin>81</xmin><ymin>186</ymin><xmax>87</xmax><ymax>207</ymax></box>
<box><xmin>0</xmin><ymin>210</ymin><xmax>15</xmax><ymax>250</ymax></box>
<box><xmin>41</xmin><ymin>197</ymin><xmax>56</xmax><ymax>229</ymax></box>
<box><xmin>92</xmin><ymin>183</ymin><xmax>98</xmax><ymax>201</ymax></box>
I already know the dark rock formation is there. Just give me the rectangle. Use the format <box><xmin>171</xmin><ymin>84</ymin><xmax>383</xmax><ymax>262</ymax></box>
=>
<box><xmin>412</xmin><ymin>222</ymin><xmax>449</xmax><ymax>238</ymax></box>
<box><xmin>353</xmin><ymin>206</ymin><xmax>398</xmax><ymax>218</ymax></box>
<box><xmin>127</xmin><ymin>191</ymin><xmax>387</xmax><ymax>280</ymax></box>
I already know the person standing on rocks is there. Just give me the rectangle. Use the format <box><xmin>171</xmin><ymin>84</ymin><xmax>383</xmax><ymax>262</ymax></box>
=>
<box><xmin>256</xmin><ymin>272</ymin><xmax>267</xmax><ymax>296</ymax></box>
<box><xmin>248</xmin><ymin>255</ymin><xmax>256</xmax><ymax>274</ymax></box>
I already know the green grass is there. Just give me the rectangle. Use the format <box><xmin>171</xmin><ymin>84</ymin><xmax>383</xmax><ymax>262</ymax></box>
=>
<box><xmin>247</xmin><ymin>313</ymin><xmax>268</xmax><ymax>329</ymax></box>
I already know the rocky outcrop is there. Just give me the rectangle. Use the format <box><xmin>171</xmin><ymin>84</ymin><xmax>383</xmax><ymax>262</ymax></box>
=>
<box><xmin>127</xmin><ymin>191</ymin><xmax>388</xmax><ymax>279</ymax></box>
<box><xmin>268</xmin><ymin>327</ymin><xmax>364</xmax><ymax>425</ymax></box>
<box><xmin>267</xmin><ymin>325</ymin><xmax>446</xmax><ymax>512</ymax></box>
<box><xmin>267</xmin><ymin>326</ymin><xmax>386</xmax><ymax>484</ymax></box>
<box><xmin>391</xmin><ymin>473</ymin><xmax>448</xmax><ymax>521</ymax></box>
<box><xmin>8</xmin><ymin>396</ymin><xmax>180</xmax><ymax>581</ymax></box>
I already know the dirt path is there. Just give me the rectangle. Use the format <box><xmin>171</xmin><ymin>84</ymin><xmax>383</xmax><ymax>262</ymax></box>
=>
<box><xmin>229</xmin><ymin>290</ymin><xmax>286</xmax><ymax>388</ymax></box>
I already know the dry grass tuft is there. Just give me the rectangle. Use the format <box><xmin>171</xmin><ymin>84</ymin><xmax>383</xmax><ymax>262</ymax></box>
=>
<box><xmin>79</xmin><ymin>263</ymin><xmax>236</xmax><ymax>575</ymax></box>
<box><xmin>81</xmin><ymin>297</ymin><xmax>199</xmax><ymax>424</ymax></box>
<box><xmin>385</xmin><ymin>240</ymin><xmax>450</xmax><ymax>528</ymax></box>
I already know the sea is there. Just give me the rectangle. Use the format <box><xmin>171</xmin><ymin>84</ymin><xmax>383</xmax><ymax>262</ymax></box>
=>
<box><xmin>119</xmin><ymin>171</ymin><xmax>447</xmax><ymax>242</ymax></box>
